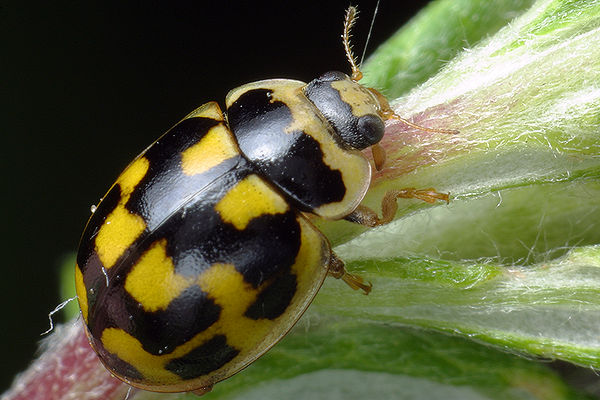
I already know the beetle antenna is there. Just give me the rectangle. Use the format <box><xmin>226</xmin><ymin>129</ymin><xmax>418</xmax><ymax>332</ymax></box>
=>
<box><xmin>343</xmin><ymin>6</ymin><xmax>363</xmax><ymax>82</ymax></box>
<box><xmin>360</xmin><ymin>0</ymin><xmax>380</xmax><ymax>67</ymax></box>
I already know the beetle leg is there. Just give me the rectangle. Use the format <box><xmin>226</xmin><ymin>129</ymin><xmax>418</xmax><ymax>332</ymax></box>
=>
<box><xmin>345</xmin><ymin>188</ymin><xmax>449</xmax><ymax>227</ymax></box>
<box><xmin>191</xmin><ymin>385</ymin><xmax>213</xmax><ymax>396</ymax></box>
<box><xmin>371</xmin><ymin>143</ymin><xmax>387</xmax><ymax>171</ymax></box>
<box><xmin>328</xmin><ymin>252</ymin><xmax>372</xmax><ymax>294</ymax></box>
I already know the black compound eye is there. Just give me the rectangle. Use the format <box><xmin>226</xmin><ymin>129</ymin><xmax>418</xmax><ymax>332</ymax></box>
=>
<box><xmin>353</xmin><ymin>114</ymin><xmax>385</xmax><ymax>149</ymax></box>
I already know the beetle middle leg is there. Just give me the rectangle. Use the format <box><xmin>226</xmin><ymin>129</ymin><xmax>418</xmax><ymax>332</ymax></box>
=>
<box><xmin>327</xmin><ymin>252</ymin><xmax>372</xmax><ymax>295</ymax></box>
<box><xmin>345</xmin><ymin>188</ymin><xmax>449</xmax><ymax>227</ymax></box>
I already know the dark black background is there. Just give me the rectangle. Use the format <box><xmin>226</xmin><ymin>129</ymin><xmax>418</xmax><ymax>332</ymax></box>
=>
<box><xmin>1</xmin><ymin>0</ymin><xmax>431</xmax><ymax>392</ymax></box>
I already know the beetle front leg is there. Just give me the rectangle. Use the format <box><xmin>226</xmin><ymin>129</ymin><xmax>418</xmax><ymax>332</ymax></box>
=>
<box><xmin>345</xmin><ymin>188</ymin><xmax>449</xmax><ymax>227</ymax></box>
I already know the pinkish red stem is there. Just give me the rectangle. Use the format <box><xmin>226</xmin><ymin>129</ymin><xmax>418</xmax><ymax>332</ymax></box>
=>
<box><xmin>3</xmin><ymin>320</ymin><xmax>133</xmax><ymax>400</ymax></box>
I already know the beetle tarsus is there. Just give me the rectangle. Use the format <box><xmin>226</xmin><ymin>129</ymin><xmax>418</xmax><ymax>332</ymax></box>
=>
<box><xmin>345</xmin><ymin>188</ymin><xmax>450</xmax><ymax>227</ymax></box>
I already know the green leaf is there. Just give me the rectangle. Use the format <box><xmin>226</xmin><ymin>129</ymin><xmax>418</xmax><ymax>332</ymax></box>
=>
<box><xmin>316</xmin><ymin>0</ymin><xmax>600</xmax><ymax>375</ymax></box>
<box><xmin>313</xmin><ymin>0</ymin><xmax>600</xmax><ymax>392</ymax></box>
<box><xmin>319</xmin><ymin>243</ymin><xmax>600</xmax><ymax>368</ymax></box>
<box><xmin>59</xmin><ymin>253</ymin><xmax>80</xmax><ymax>321</ymax></box>
<box><xmin>204</xmin><ymin>322</ymin><xmax>587</xmax><ymax>400</ymax></box>
<box><xmin>363</xmin><ymin>0</ymin><xmax>538</xmax><ymax>96</ymax></box>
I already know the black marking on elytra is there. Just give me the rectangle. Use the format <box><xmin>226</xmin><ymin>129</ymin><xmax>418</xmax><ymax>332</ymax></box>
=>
<box><xmin>89</xmin><ymin>281</ymin><xmax>222</xmax><ymax>357</ymax></box>
<box><xmin>78</xmin><ymin>109</ymin><xmax>312</xmax><ymax>367</ymax></box>
<box><xmin>126</xmin><ymin>117</ymin><xmax>240</xmax><ymax>232</ymax></box>
<box><xmin>79</xmin><ymin>252</ymin><xmax>103</xmax><ymax>315</ymax></box>
<box><xmin>228</xmin><ymin>88</ymin><xmax>346</xmax><ymax>211</ymax></box>
<box><xmin>304</xmin><ymin>71</ymin><xmax>384</xmax><ymax>150</ymax></box>
<box><xmin>227</xmin><ymin>211</ymin><xmax>300</xmax><ymax>287</ymax></box>
<box><xmin>134</xmin><ymin>286</ymin><xmax>221</xmax><ymax>356</ymax></box>
<box><xmin>245</xmin><ymin>270</ymin><xmax>298</xmax><ymax>320</ymax></box>
<box><xmin>84</xmin><ymin>162</ymin><xmax>302</xmax><ymax>356</ymax></box>
<box><xmin>99</xmin><ymin>350</ymin><xmax>144</xmax><ymax>382</ymax></box>
<box><xmin>165</xmin><ymin>335</ymin><xmax>240</xmax><ymax>380</ymax></box>
<box><xmin>78</xmin><ymin>116</ymin><xmax>239</xmax><ymax>330</ymax></box>
<box><xmin>145</xmin><ymin>117</ymin><xmax>221</xmax><ymax>164</ymax></box>
<box><xmin>79</xmin><ymin>116</ymin><xmax>221</xmax><ymax>271</ymax></box>
<box><xmin>157</xmin><ymin>169</ymin><xmax>302</xmax><ymax>287</ymax></box>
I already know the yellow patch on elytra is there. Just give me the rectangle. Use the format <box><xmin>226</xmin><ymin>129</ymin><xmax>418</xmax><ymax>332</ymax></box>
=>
<box><xmin>95</xmin><ymin>207</ymin><xmax>146</xmax><ymax>269</ymax></box>
<box><xmin>74</xmin><ymin>264</ymin><xmax>89</xmax><ymax>323</ymax></box>
<box><xmin>197</xmin><ymin>263</ymin><xmax>273</xmax><ymax>350</ymax></box>
<box><xmin>101</xmin><ymin>263</ymin><xmax>274</xmax><ymax>387</ymax></box>
<box><xmin>190</xmin><ymin>220</ymin><xmax>328</xmax><ymax>372</ymax></box>
<box><xmin>118</xmin><ymin>156</ymin><xmax>150</xmax><ymax>191</ymax></box>
<box><xmin>101</xmin><ymin>220</ymin><xmax>329</xmax><ymax>388</ymax></box>
<box><xmin>101</xmin><ymin>328</ymin><xmax>182</xmax><ymax>385</ymax></box>
<box><xmin>95</xmin><ymin>157</ymin><xmax>149</xmax><ymax>269</ymax></box>
<box><xmin>215</xmin><ymin>175</ymin><xmax>288</xmax><ymax>230</ymax></box>
<box><xmin>288</xmin><ymin>216</ymin><xmax>329</xmax><ymax>301</ymax></box>
<box><xmin>125</xmin><ymin>239</ymin><xmax>196</xmax><ymax>312</ymax></box>
<box><xmin>181</xmin><ymin>125</ymin><xmax>239</xmax><ymax>176</ymax></box>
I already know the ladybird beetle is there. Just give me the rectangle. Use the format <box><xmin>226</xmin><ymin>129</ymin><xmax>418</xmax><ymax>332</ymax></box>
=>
<box><xmin>75</xmin><ymin>7</ymin><xmax>450</xmax><ymax>395</ymax></box>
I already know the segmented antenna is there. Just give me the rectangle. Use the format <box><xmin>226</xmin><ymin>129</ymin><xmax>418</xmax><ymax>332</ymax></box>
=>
<box><xmin>343</xmin><ymin>6</ymin><xmax>363</xmax><ymax>82</ymax></box>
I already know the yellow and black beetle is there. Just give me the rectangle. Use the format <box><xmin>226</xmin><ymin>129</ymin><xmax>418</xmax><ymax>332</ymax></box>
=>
<box><xmin>74</xmin><ymin>7</ymin><xmax>450</xmax><ymax>395</ymax></box>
